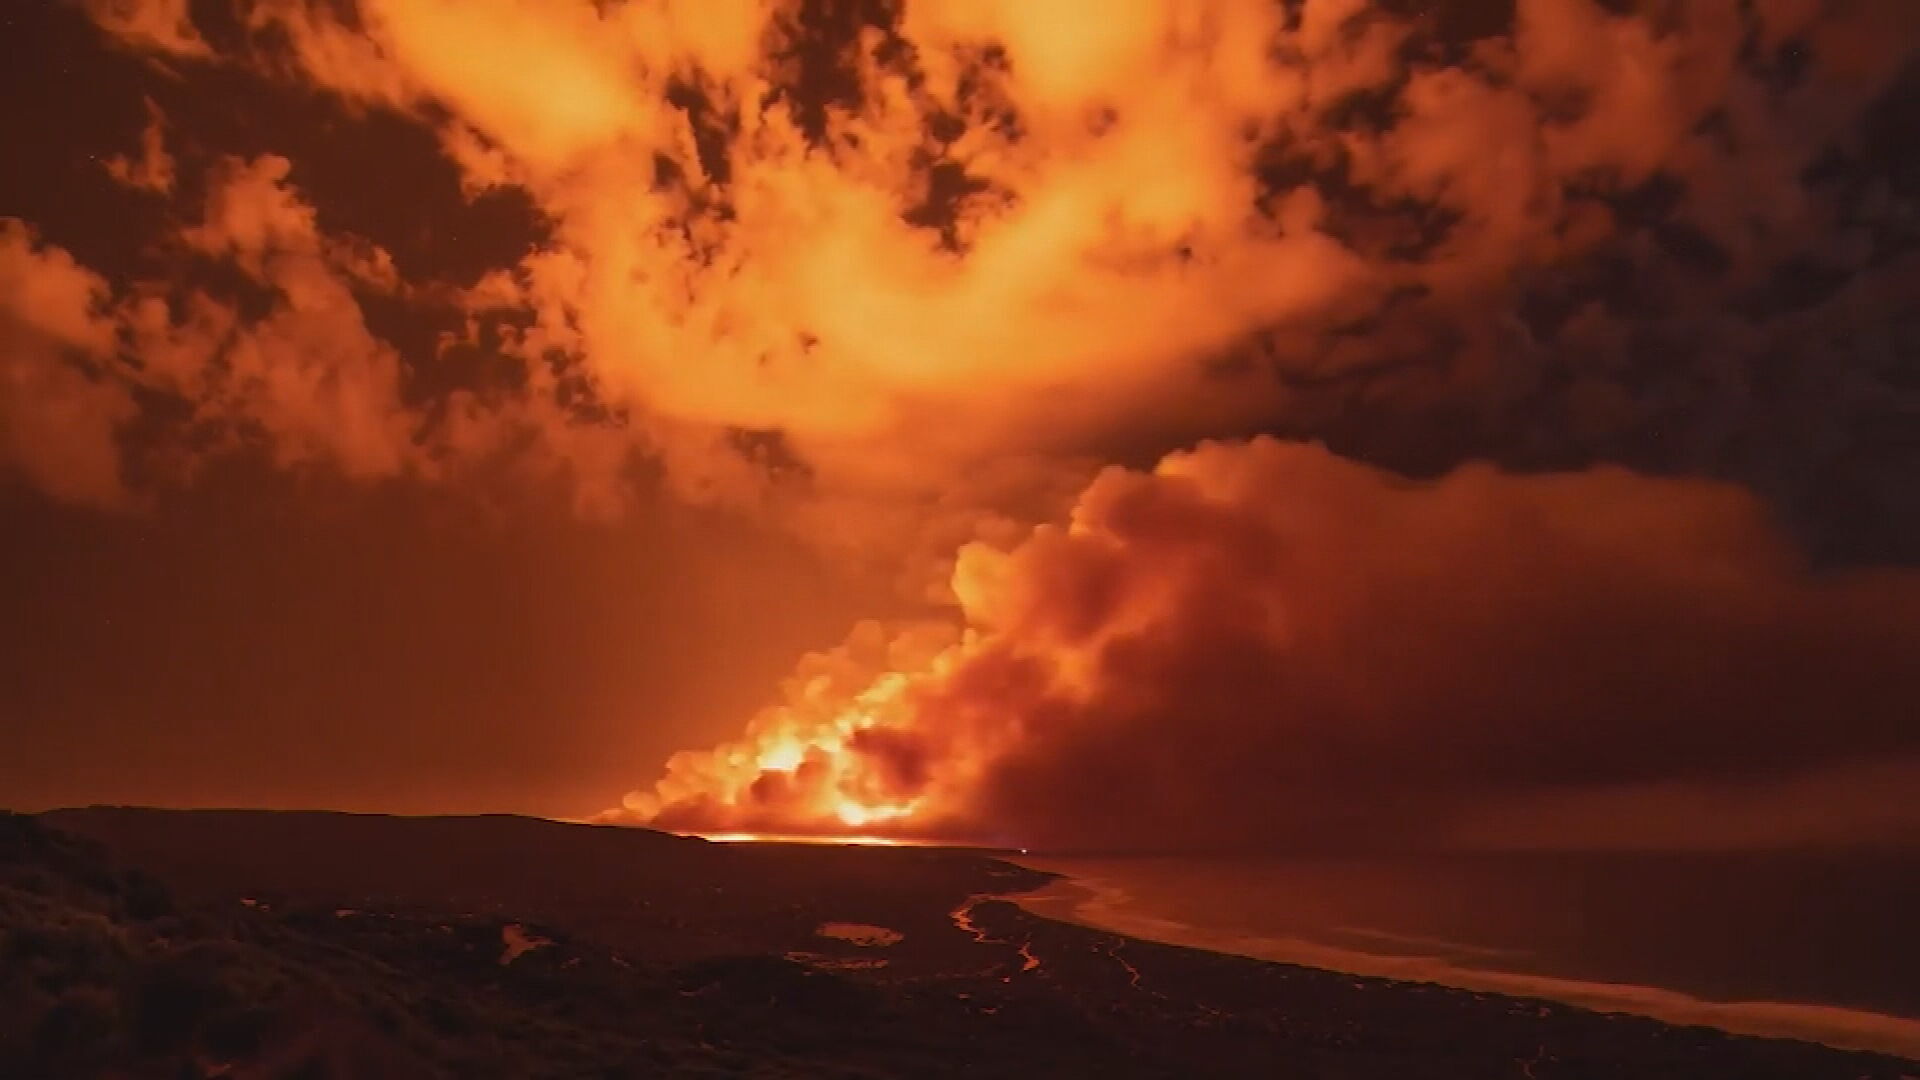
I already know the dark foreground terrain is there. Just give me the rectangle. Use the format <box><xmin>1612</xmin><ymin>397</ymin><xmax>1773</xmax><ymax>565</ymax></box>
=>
<box><xmin>2</xmin><ymin>808</ymin><xmax>1913</xmax><ymax>1079</ymax></box>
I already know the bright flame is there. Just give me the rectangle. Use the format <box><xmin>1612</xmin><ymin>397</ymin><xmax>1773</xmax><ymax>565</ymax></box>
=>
<box><xmin>694</xmin><ymin>832</ymin><xmax>930</xmax><ymax>847</ymax></box>
<box><xmin>621</xmin><ymin>619</ymin><xmax>1000</xmax><ymax>841</ymax></box>
<box><xmin>757</xmin><ymin>739</ymin><xmax>805</xmax><ymax>772</ymax></box>
<box><xmin>834</xmin><ymin>800</ymin><xmax>871</xmax><ymax>827</ymax></box>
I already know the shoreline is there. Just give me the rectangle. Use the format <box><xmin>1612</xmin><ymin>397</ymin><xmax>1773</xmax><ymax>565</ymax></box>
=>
<box><xmin>21</xmin><ymin>807</ymin><xmax>1916</xmax><ymax>1078</ymax></box>
<box><xmin>1006</xmin><ymin>864</ymin><xmax>1920</xmax><ymax>1061</ymax></box>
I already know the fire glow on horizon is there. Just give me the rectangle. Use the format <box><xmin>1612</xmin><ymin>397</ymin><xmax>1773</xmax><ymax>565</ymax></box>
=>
<box><xmin>693</xmin><ymin>832</ymin><xmax>933</xmax><ymax>848</ymax></box>
<box><xmin>11</xmin><ymin>0</ymin><xmax>1919</xmax><ymax>852</ymax></box>
<box><xmin>613</xmin><ymin>439</ymin><xmax>1920</xmax><ymax>853</ymax></box>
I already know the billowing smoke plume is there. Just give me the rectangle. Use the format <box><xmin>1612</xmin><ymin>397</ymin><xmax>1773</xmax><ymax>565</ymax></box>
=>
<box><xmin>616</xmin><ymin>438</ymin><xmax>1920</xmax><ymax>851</ymax></box>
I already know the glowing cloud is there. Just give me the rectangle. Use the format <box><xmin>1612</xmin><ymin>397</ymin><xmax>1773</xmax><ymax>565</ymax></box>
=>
<box><xmin>0</xmin><ymin>223</ymin><xmax>137</xmax><ymax>509</ymax></box>
<box><xmin>51</xmin><ymin>0</ymin><xmax>1911</xmax><ymax>566</ymax></box>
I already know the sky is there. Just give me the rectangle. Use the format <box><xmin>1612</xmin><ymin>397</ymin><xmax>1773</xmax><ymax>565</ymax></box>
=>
<box><xmin>2</xmin><ymin>0</ymin><xmax>1917</xmax><ymax>851</ymax></box>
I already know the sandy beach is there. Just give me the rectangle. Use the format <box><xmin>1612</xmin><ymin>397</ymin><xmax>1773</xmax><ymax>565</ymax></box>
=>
<box><xmin>1011</xmin><ymin>866</ymin><xmax>1920</xmax><ymax>1060</ymax></box>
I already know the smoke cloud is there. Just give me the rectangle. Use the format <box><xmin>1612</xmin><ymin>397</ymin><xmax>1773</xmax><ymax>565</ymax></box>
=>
<box><xmin>0</xmin><ymin>223</ymin><xmax>137</xmax><ymax>508</ymax></box>
<box><xmin>618</xmin><ymin>438</ymin><xmax>1920</xmax><ymax>851</ymax></box>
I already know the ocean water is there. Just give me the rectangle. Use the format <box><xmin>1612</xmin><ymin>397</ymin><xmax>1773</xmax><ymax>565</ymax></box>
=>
<box><xmin>1011</xmin><ymin>851</ymin><xmax>1920</xmax><ymax>1058</ymax></box>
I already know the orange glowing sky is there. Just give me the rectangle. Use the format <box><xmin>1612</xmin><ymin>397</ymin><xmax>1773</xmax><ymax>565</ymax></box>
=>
<box><xmin>2</xmin><ymin>0</ymin><xmax>1918</xmax><ymax>852</ymax></box>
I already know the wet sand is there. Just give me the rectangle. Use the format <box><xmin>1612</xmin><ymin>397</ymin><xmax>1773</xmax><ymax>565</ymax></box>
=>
<box><xmin>1012</xmin><ymin>867</ymin><xmax>1920</xmax><ymax>1060</ymax></box>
